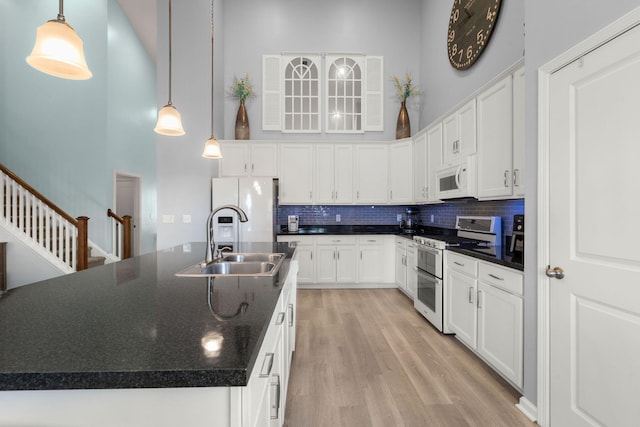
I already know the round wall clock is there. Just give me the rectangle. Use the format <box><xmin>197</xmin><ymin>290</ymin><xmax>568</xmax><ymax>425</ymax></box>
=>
<box><xmin>447</xmin><ymin>0</ymin><xmax>502</xmax><ymax>70</ymax></box>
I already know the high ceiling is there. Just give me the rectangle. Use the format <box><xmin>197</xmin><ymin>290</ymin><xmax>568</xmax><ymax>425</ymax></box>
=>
<box><xmin>117</xmin><ymin>0</ymin><xmax>157</xmax><ymax>63</ymax></box>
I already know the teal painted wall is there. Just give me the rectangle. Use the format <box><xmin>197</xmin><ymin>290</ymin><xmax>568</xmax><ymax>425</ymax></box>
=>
<box><xmin>0</xmin><ymin>0</ymin><xmax>156</xmax><ymax>254</ymax></box>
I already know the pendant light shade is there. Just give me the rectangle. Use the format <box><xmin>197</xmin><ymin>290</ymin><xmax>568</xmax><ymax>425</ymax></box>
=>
<box><xmin>202</xmin><ymin>136</ymin><xmax>222</xmax><ymax>158</ymax></box>
<box><xmin>155</xmin><ymin>0</ymin><xmax>185</xmax><ymax>136</ymax></box>
<box><xmin>154</xmin><ymin>103</ymin><xmax>186</xmax><ymax>136</ymax></box>
<box><xmin>202</xmin><ymin>0</ymin><xmax>222</xmax><ymax>159</ymax></box>
<box><xmin>26</xmin><ymin>2</ymin><xmax>92</xmax><ymax>80</ymax></box>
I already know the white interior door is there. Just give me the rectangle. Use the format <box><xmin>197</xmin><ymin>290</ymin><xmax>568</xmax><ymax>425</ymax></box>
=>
<box><xmin>115</xmin><ymin>173</ymin><xmax>141</xmax><ymax>256</ymax></box>
<box><xmin>547</xmin><ymin>22</ymin><xmax>640</xmax><ymax>426</ymax></box>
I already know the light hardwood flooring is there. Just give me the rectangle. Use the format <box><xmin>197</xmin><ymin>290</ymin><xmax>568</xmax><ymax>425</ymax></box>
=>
<box><xmin>283</xmin><ymin>288</ymin><xmax>535</xmax><ymax>427</ymax></box>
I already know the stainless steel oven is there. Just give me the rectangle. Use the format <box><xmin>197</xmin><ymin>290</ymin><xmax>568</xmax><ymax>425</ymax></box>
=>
<box><xmin>413</xmin><ymin>237</ymin><xmax>444</xmax><ymax>332</ymax></box>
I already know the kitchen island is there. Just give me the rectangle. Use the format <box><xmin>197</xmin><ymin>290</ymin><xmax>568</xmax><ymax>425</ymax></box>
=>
<box><xmin>0</xmin><ymin>242</ymin><xmax>298</xmax><ymax>426</ymax></box>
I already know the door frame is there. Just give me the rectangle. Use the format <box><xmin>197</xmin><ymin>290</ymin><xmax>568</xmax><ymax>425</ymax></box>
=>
<box><xmin>537</xmin><ymin>7</ymin><xmax>640</xmax><ymax>427</ymax></box>
<box><xmin>113</xmin><ymin>170</ymin><xmax>142</xmax><ymax>257</ymax></box>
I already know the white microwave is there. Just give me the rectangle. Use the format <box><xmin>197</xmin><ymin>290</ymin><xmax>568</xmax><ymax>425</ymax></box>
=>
<box><xmin>436</xmin><ymin>155</ymin><xmax>477</xmax><ymax>199</ymax></box>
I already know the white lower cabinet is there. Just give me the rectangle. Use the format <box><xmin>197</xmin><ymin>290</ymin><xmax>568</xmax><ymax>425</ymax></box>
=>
<box><xmin>315</xmin><ymin>236</ymin><xmax>357</xmax><ymax>283</ymax></box>
<box><xmin>245</xmin><ymin>258</ymin><xmax>298</xmax><ymax>427</ymax></box>
<box><xmin>445</xmin><ymin>251</ymin><xmax>524</xmax><ymax>389</ymax></box>
<box><xmin>394</xmin><ymin>237</ymin><xmax>417</xmax><ymax>299</ymax></box>
<box><xmin>276</xmin><ymin>236</ymin><xmax>315</xmax><ymax>283</ymax></box>
<box><xmin>357</xmin><ymin>236</ymin><xmax>385</xmax><ymax>283</ymax></box>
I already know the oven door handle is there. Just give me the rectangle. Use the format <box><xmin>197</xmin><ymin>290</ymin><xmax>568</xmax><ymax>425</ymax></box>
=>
<box><xmin>418</xmin><ymin>245</ymin><xmax>441</xmax><ymax>257</ymax></box>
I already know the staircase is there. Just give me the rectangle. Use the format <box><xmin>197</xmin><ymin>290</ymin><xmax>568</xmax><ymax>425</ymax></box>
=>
<box><xmin>1</xmin><ymin>163</ymin><xmax>90</xmax><ymax>274</ymax></box>
<box><xmin>88</xmin><ymin>246</ymin><xmax>106</xmax><ymax>269</ymax></box>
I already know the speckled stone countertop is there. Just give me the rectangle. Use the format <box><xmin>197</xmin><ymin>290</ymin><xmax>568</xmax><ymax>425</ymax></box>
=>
<box><xmin>0</xmin><ymin>242</ymin><xmax>295</xmax><ymax>391</ymax></box>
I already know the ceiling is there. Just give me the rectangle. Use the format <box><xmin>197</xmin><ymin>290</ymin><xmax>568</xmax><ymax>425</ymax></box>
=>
<box><xmin>117</xmin><ymin>0</ymin><xmax>157</xmax><ymax>63</ymax></box>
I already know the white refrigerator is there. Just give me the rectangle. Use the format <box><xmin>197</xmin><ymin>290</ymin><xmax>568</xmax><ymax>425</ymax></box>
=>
<box><xmin>211</xmin><ymin>177</ymin><xmax>276</xmax><ymax>242</ymax></box>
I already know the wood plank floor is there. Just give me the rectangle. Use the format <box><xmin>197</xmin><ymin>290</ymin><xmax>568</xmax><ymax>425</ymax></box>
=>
<box><xmin>284</xmin><ymin>288</ymin><xmax>535</xmax><ymax>427</ymax></box>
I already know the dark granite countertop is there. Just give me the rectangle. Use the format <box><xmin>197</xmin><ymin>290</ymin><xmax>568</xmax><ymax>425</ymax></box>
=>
<box><xmin>0</xmin><ymin>242</ymin><xmax>295</xmax><ymax>391</ymax></box>
<box><xmin>278</xmin><ymin>224</ymin><xmax>523</xmax><ymax>270</ymax></box>
<box><xmin>448</xmin><ymin>246</ymin><xmax>524</xmax><ymax>271</ymax></box>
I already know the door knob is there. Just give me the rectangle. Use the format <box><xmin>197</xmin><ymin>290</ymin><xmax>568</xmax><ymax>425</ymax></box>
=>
<box><xmin>546</xmin><ymin>265</ymin><xmax>565</xmax><ymax>279</ymax></box>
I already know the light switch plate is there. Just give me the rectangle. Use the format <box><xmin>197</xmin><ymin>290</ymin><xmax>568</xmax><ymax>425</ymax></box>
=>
<box><xmin>162</xmin><ymin>215</ymin><xmax>175</xmax><ymax>223</ymax></box>
<box><xmin>183</xmin><ymin>214</ymin><xmax>191</xmax><ymax>223</ymax></box>
<box><xmin>336</xmin><ymin>214</ymin><xmax>341</xmax><ymax>222</ymax></box>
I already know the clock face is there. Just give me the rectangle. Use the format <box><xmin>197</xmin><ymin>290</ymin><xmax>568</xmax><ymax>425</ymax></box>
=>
<box><xmin>447</xmin><ymin>0</ymin><xmax>502</xmax><ymax>70</ymax></box>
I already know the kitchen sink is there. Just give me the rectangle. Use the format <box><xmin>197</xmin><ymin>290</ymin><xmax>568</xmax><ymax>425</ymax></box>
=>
<box><xmin>175</xmin><ymin>253</ymin><xmax>286</xmax><ymax>277</ymax></box>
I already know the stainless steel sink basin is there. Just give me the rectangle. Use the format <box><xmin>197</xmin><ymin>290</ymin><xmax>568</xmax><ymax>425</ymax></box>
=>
<box><xmin>176</xmin><ymin>253</ymin><xmax>286</xmax><ymax>277</ymax></box>
<box><xmin>202</xmin><ymin>261</ymin><xmax>276</xmax><ymax>275</ymax></box>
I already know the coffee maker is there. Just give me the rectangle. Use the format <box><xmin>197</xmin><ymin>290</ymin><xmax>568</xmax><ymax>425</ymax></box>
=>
<box><xmin>401</xmin><ymin>207</ymin><xmax>419</xmax><ymax>233</ymax></box>
<box><xmin>510</xmin><ymin>214</ymin><xmax>524</xmax><ymax>263</ymax></box>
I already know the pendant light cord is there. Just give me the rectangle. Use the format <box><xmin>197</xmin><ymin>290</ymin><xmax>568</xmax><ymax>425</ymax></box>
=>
<box><xmin>168</xmin><ymin>0</ymin><xmax>174</xmax><ymax>105</ymax></box>
<box><xmin>210</xmin><ymin>0</ymin><xmax>215</xmax><ymax>136</ymax></box>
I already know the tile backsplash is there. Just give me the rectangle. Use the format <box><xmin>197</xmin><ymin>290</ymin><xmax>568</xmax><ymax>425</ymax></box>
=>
<box><xmin>278</xmin><ymin>198</ymin><xmax>524</xmax><ymax>236</ymax></box>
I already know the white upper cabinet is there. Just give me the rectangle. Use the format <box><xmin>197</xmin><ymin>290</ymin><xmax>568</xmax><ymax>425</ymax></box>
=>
<box><xmin>219</xmin><ymin>141</ymin><xmax>278</xmax><ymax>177</ymax></box>
<box><xmin>512</xmin><ymin>66</ymin><xmax>525</xmax><ymax>197</ymax></box>
<box><xmin>314</xmin><ymin>144</ymin><xmax>353</xmax><ymax>204</ymax></box>
<box><xmin>389</xmin><ymin>138</ymin><xmax>414</xmax><ymax>204</ymax></box>
<box><xmin>279</xmin><ymin>143</ymin><xmax>314</xmax><ymax>204</ymax></box>
<box><xmin>477</xmin><ymin>75</ymin><xmax>514</xmax><ymax>199</ymax></box>
<box><xmin>443</xmin><ymin>99</ymin><xmax>476</xmax><ymax>165</ymax></box>
<box><xmin>413</xmin><ymin>131</ymin><xmax>428</xmax><ymax>203</ymax></box>
<box><xmin>354</xmin><ymin>144</ymin><xmax>388</xmax><ymax>204</ymax></box>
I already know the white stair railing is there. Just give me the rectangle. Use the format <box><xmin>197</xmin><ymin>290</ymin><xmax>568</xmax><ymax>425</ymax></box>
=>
<box><xmin>1</xmin><ymin>168</ymin><xmax>85</xmax><ymax>272</ymax></box>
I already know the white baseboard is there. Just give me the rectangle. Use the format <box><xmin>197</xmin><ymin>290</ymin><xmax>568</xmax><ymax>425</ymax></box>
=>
<box><xmin>297</xmin><ymin>282</ymin><xmax>397</xmax><ymax>290</ymax></box>
<box><xmin>515</xmin><ymin>396</ymin><xmax>538</xmax><ymax>422</ymax></box>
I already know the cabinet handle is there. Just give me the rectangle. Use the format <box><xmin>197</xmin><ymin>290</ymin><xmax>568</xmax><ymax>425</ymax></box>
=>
<box><xmin>360</xmin><ymin>251</ymin><xmax>363</xmax><ymax>260</ymax></box>
<box><xmin>270</xmin><ymin>374</ymin><xmax>281</xmax><ymax>420</ymax></box>
<box><xmin>309</xmin><ymin>191</ymin><xmax>312</xmax><ymax>200</ymax></box>
<box><xmin>276</xmin><ymin>312</ymin><xmax>285</xmax><ymax>325</ymax></box>
<box><xmin>488</xmin><ymin>273</ymin><xmax>504</xmax><ymax>281</ymax></box>
<box><xmin>468</xmin><ymin>287</ymin><xmax>474</xmax><ymax>304</ymax></box>
<box><xmin>310</xmin><ymin>251</ymin><xmax>313</xmax><ymax>261</ymax></box>
<box><xmin>251</xmin><ymin>163</ymin><xmax>255</xmax><ymax>172</ymax></box>
<box><xmin>477</xmin><ymin>290</ymin><xmax>482</xmax><ymax>308</ymax></box>
<box><xmin>337</xmin><ymin>250</ymin><xmax>340</xmax><ymax>261</ymax></box>
<box><xmin>244</xmin><ymin>163</ymin><xmax>248</xmax><ymax>173</ymax></box>
<box><xmin>504</xmin><ymin>170</ymin><xmax>509</xmax><ymax>187</ymax></box>
<box><xmin>357</xmin><ymin>191</ymin><xmax>360</xmax><ymax>199</ymax></box>
<box><xmin>259</xmin><ymin>353</ymin><xmax>274</xmax><ymax>378</ymax></box>
<box><xmin>390</xmin><ymin>190</ymin><xmax>393</xmax><ymax>200</ymax></box>
<box><xmin>288</xmin><ymin>303</ymin><xmax>294</xmax><ymax>327</ymax></box>
<box><xmin>454</xmin><ymin>261</ymin><xmax>464</xmax><ymax>267</ymax></box>
<box><xmin>513</xmin><ymin>169</ymin><xmax>519</xmax><ymax>186</ymax></box>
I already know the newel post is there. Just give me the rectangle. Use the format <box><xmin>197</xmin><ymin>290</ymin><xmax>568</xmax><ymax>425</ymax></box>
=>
<box><xmin>122</xmin><ymin>215</ymin><xmax>132</xmax><ymax>260</ymax></box>
<box><xmin>76</xmin><ymin>216</ymin><xmax>89</xmax><ymax>271</ymax></box>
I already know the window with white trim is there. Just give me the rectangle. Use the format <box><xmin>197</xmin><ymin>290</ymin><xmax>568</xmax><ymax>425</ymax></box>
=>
<box><xmin>284</xmin><ymin>56</ymin><xmax>321</xmax><ymax>132</ymax></box>
<box><xmin>262</xmin><ymin>53</ymin><xmax>383</xmax><ymax>133</ymax></box>
<box><xmin>326</xmin><ymin>56</ymin><xmax>362</xmax><ymax>133</ymax></box>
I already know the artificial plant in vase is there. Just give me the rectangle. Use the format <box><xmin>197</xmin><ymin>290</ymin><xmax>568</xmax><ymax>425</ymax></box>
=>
<box><xmin>391</xmin><ymin>73</ymin><xmax>422</xmax><ymax>139</ymax></box>
<box><xmin>229</xmin><ymin>73</ymin><xmax>255</xmax><ymax>140</ymax></box>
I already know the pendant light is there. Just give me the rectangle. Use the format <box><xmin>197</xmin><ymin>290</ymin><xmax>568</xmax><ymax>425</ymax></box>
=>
<box><xmin>202</xmin><ymin>0</ymin><xmax>222</xmax><ymax>158</ymax></box>
<box><xmin>155</xmin><ymin>0</ymin><xmax>185</xmax><ymax>136</ymax></box>
<box><xmin>26</xmin><ymin>0</ymin><xmax>92</xmax><ymax>80</ymax></box>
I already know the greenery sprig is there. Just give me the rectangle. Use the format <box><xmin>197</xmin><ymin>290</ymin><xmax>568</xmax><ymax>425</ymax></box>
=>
<box><xmin>229</xmin><ymin>73</ymin><xmax>255</xmax><ymax>102</ymax></box>
<box><xmin>391</xmin><ymin>73</ymin><xmax>422</xmax><ymax>102</ymax></box>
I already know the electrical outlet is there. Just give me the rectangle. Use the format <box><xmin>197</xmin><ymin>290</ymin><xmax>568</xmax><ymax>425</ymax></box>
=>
<box><xmin>397</xmin><ymin>214</ymin><xmax>403</xmax><ymax>221</ymax></box>
<box><xmin>182</xmin><ymin>214</ymin><xmax>191</xmax><ymax>223</ymax></box>
<box><xmin>336</xmin><ymin>214</ymin><xmax>341</xmax><ymax>222</ymax></box>
<box><xmin>430</xmin><ymin>214</ymin><xmax>435</xmax><ymax>223</ymax></box>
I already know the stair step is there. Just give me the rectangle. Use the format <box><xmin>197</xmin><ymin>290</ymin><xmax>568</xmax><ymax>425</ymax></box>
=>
<box><xmin>87</xmin><ymin>256</ymin><xmax>106</xmax><ymax>269</ymax></box>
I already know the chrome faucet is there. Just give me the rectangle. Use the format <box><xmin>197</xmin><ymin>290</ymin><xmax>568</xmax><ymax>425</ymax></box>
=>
<box><xmin>205</xmin><ymin>204</ymin><xmax>248</xmax><ymax>263</ymax></box>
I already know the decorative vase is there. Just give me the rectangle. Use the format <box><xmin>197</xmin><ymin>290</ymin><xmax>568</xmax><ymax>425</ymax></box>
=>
<box><xmin>396</xmin><ymin>100</ymin><xmax>411</xmax><ymax>139</ymax></box>
<box><xmin>235</xmin><ymin>99</ymin><xmax>250</xmax><ymax>140</ymax></box>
